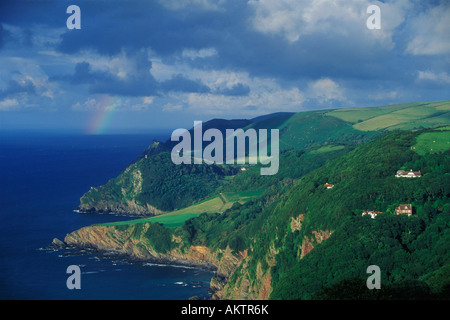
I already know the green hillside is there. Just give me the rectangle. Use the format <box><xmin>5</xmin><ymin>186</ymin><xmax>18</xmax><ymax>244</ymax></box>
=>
<box><xmin>77</xmin><ymin>101</ymin><xmax>449</xmax><ymax>218</ymax></box>
<box><xmin>412</xmin><ymin>128</ymin><xmax>450</xmax><ymax>156</ymax></box>
<box><xmin>176</xmin><ymin>128</ymin><xmax>450</xmax><ymax>299</ymax></box>
<box><xmin>98</xmin><ymin>190</ymin><xmax>264</xmax><ymax>228</ymax></box>
<box><xmin>262</xmin><ymin>128</ymin><xmax>450</xmax><ymax>299</ymax></box>
<box><xmin>327</xmin><ymin>100</ymin><xmax>450</xmax><ymax>131</ymax></box>
<box><xmin>277</xmin><ymin>111</ymin><xmax>376</xmax><ymax>151</ymax></box>
<box><xmin>78</xmin><ymin>152</ymin><xmax>240</xmax><ymax>215</ymax></box>
<box><xmin>68</xmin><ymin>100</ymin><xmax>450</xmax><ymax>300</ymax></box>
<box><xmin>77</xmin><ymin>127</ymin><xmax>450</xmax><ymax>300</ymax></box>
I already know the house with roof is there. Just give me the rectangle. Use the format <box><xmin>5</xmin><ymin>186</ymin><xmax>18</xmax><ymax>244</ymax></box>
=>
<box><xmin>395</xmin><ymin>204</ymin><xmax>413</xmax><ymax>216</ymax></box>
<box><xmin>324</xmin><ymin>182</ymin><xmax>335</xmax><ymax>189</ymax></box>
<box><xmin>395</xmin><ymin>169</ymin><xmax>422</xmax><ymax>178</ymax></box>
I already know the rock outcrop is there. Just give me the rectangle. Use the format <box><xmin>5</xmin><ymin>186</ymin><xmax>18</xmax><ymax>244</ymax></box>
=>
<box><xmin>62</xmin><ymin>223</ymin><xmax>246</xmax><ymax>299</ymax></box>
<box><xmin>77</xmin><ymin>198</ymin><xmax>164</xmax><ymax>216</ymax></box>
<box><xmin>300</xmin><ymin>229</ymin><xmax>333</xmax><ymax>259</ymax></box>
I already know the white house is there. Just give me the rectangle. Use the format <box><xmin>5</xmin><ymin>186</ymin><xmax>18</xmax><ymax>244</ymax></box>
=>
<box><xmin>395</xmin><ymin>169</ymin><xmax>422</xmax><ymax>178</ymax></box>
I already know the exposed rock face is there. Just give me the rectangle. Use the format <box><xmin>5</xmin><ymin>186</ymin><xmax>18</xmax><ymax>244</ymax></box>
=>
<box><xmin>300</xmin><ymin>229</ymin><xmax>333</xmax><ymax>259</ymax></box>
<box><xmin>78</xmin><ymin>165</ymin><xmax>165</xmax><ymax>216</ymax></box>
<box><xmin>63</xmin><ymin>224</ymin><xmax>246</xmax><ymax>299</ymax></box>
<box><xmin>49</xmin><ymin>237</ymin><xmax>66</xmax><ymax>249</ymax></box>
<box><xmin>77</xmin><ymin>199</ymin><xmax>164</xmax><ymax>216</ymax></box>
<box><xmin>290</xmin><ymin>214</ymin><xmax>304</xmax><ymax>232</ymax></box>
<box><xmin>60</xmin><ymin>220</ymin><xmax>334</xmax><ymax>300</ymax></box>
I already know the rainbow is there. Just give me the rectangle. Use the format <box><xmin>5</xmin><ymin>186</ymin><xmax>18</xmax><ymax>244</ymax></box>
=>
<box><xmin>86</xmin><ymin>96</ymin><xmax>122</xmax><ymax>135</ymax></box>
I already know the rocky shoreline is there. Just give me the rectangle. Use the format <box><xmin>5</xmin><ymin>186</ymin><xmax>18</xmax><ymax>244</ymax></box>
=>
<box><xmin>74</xmin><ymin>203</ymin><xmax>164</xmax><ymax>217</ymax></box>
<box><xmin>50</xmin><ymin>237</ymin><xmax>217</xmax><ymax>272</ymax></box>
<box><xmin>48</xmin><ymin>232</ymin><xmax>230</xmax><ymax>300</ymax></box>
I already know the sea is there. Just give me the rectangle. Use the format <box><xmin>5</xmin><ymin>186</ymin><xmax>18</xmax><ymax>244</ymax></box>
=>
<box><xmin>0</xmin><ymin>131</ymin><xmax>214</xmax><ymax>300</ymax></box>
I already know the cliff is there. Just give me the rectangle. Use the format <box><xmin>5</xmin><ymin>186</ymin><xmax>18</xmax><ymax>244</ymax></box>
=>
<box><xmin>62</xmin><ymin>223</ymin><xmax>247</xmax><ymax>299</ymax></box>
<box><xmin>65</xmin><ymin>124</ymin><xmax>450</xmax><ymax>300</ymax></box>
<box><xmin>78</xmin><ymin>152</ymin><xmax>237</xmax><ymax>216</ymax></box>
<box><xmin>78</xmin><ymin>195</ymin><xmax>165</xmax><ymax>216</ymax></box>
<box><xmin>60</xmin><ymin>218</ymin><xmax>335</xmax><ymax>300</ymax></box>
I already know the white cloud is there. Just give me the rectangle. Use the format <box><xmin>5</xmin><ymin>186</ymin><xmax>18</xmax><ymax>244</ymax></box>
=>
<box><xmin>406</xmin><ymin>3</ymin><xmax>450</xmax><ymax>55</ymax></box>
<box><xmin>417</xmin><ymin>71</ymin><xmax>450</xmax><ymax>84</ymax></box>
<box><xmin>182</xmin><ymin>48</ymin><xmax>218</xmax><ymax>60</ymax></box>
<box><xmin>0</xmin><ymin>56</ymin><xmax>60</xmax><ymax>101</ymax></box>
<box><xmin>70</xmin><ymin>48</ymin><xmax>152</xmax><ymax>80</ymax></box>
<box><xmin>245</xmin><ymin>87</ymin><xmax>305</xmax><ymax>113</ymax></box>
<box><xmin>0</xmin><ymin>98</ymin><xmax>19</xmax><ymax>111</ymax></box>
<box><xmin>143</xmin><ymin>96</ymin><xmax>154</xmax><ymax>104</ymax></box>
<box><xmin>147</xmin><ymin>59</ymin><xmax>307</xmax><ymax>115</ymax></box>
<box><xmin>184</xmin><ymin>86</ymin><xmax>305</xmax><ymax>115</ymax></box>
<box><xmin>248</xmin><ymin>0</ymin><xmax>409</xmax><ymax>47</ymax></box>
<box><xmin>307</xmin><ymin>78</ymin><xmax>346</xmax><ymax>103</ymax></box>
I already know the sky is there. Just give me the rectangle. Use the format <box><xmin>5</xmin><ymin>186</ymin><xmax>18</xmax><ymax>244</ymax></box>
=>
<box><xmin>0</xmin><ymin>0</ymin><xmax>449</xmax><ymax>134</ymax></box>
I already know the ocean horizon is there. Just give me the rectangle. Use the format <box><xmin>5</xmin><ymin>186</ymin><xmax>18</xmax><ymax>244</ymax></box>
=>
<box><xmin>0</xmin><ymin>132</ymin><xmax>213</xmax><ymax>300</ymax></box>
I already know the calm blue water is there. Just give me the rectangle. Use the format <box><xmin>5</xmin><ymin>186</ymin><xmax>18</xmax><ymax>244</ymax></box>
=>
<box><xmin>0</xmin><ymin>132</ymin><xmax>213</xmax><ymax>300</ymax></box>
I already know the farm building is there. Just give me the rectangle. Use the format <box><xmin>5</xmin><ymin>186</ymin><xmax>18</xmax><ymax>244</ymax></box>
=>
<box><xmin>395</xmin><ymin>204</ymin><xmax>413</xmax><ymax>216</ymax></box>
<box><xmin>395</xmin><ymin>169</ymin><xmax>422</xmax><ymax>178</ymax></box>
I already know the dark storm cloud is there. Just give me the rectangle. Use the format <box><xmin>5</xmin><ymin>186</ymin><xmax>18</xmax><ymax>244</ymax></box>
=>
<box><xmin>0</xmin><ymin>23</ymin><xmax>13</xmax><ymax>49</ymax></box>
<box><xmin>0</xmin><ymin>0</ymin><xmax>67</xmax><ymax>27</ymax></box>
<box><xmin>90</xmin><ymin>49</ymin><xmax>161</xmax><ymax>97</ymax></box>
<box><xmin>51</xmin><ymin>61</ymin><xmax>112</xmax><ymax>85</ymax></box>
<box><xmin>0</xmin><ymin>78</ymin><xmax>36</xmax><ymax>98</ymax></box>
<box><xmin>51</xmin><ymin>59</ymin><xmax>159</xmax><ymax>97</ymax></box>
<box><xmin>0</xmin><ymin>24</ymin><xmax>5</xmax><ymax>48</ymax></box>
<box><xmin>57</xmin><ymin>0</ymin><xmax>226</xmax><ymax>56</ymax></box>
<box><xmin>53</xmin><ymin>0</ymin><xmax>409</xmax><ymax>86</ymax></box>
<box><xmin>2</xmin><ymin>0</ymin><xmax>413</xmax><ymax>85</ymax></box>
<box><xmin>2</xmin><ymin>0</ymin><xmax>450</xmax><ymax>122</ymax></box>
<box><xmin>160</xmin><ymin>74</ymin><xmax>210</xmax><ymax>93</ymax></box>
<box><xmin>51</xmin><ymin>59</ymin><xmax>213</xmax><ymax>97</ymax></box>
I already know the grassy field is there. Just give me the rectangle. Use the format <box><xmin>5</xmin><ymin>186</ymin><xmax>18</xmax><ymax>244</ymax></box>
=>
<box><xmin>221</xmin><ymin>190</ymin><xmax>264</xmax><ymax>202</ymax></box>
<box><xmin>98</xmin><ymin>190</ymin><xmax>264</xmax><ymax>228</ymax></box>
<box><xmin>326</xmin><ymin>101</ymin><xmax>450</xmax><ymax>132</ymax></box>
<box><xmin>307</xmin><ymin>145</ymin><xmax>346</xmax><ymax>155</ymax></box>
<box><xmin>412</xmin><ymin>127</ymin><xmax>450</xmax><ymax>156</ymax></box>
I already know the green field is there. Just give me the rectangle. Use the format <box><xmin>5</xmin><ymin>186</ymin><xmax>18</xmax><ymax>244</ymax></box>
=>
<box><xmin>98</xmin><ymin>190</ymin><xmax>264</xmax><ymax>228</ymax></box>
<box><xmin>307</xmin><ymin>145</ymin><xmax>346</xmax><ymax>155</ymax></box>
<box><xmin>326</xmin><ymin>101</ymin><xmax>450</xmax><ymax>132</ymax></box>
<box><xmin>412</xmin><ymin>128</ymin><xmax>450</xmax><ymax>156</ymax></box>
<box><xmin>221</xmin><ymin>190</ymin><xmax>264</xmax><ymax>202</ymax></box>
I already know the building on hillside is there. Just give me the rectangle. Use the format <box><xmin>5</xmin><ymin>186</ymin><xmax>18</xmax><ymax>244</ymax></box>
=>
<box><xmin>324</xmin><ymin>182</ymin><xmax>335</xmax><ymax>189</ymax></box>
<box><xmin>395</xmin><ymin>169</ymin><xmax>422</xmax><ymax>178</ymax></box>
<box><xmin>362</xmin><ymin>210</ymin><xmax>383</xmax><ymax>219</ymax></box>
<box><xmin>395</xmin><ymin>204</ymin><xmax>413</xmax><ymax>216</ymax></box>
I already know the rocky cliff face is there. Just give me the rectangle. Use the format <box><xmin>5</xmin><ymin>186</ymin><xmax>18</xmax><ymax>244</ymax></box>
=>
<box><xmin>78</xmin><ymin>165</ymin><xmax>165</xmax><ymax>216</ymax></box>
<box><xmin>78</xmin><ymin>197</ymin><xmax>164</xmax><ymax>216</ymax></box>
<box><xmin>60</xmin><ymin>218</ymin><xmax>333</xmax><ymax>299</ymax></box>
<box><xmin>62</xmin><ymin>223</ymin><xmax>246</xmax><ymax>299</ymax></box>
<box><xmin>300</xmin><ymin>229</ymin><xmax>333</xmax><ymax>259</ymax></box>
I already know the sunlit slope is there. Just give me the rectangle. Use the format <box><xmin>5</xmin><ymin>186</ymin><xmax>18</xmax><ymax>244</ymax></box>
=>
<box><xmin>412</xmin><ymin>126</ymin><xmax>450</xmax><ymax>156</ymax></box>
<box><xmin>78</xmin><ymin>100</ymin><xmax>450</xmax><ymax>217</ymax></box>
<box><xmin>242</xmin><ymin>101</ymin><xmax>450</xmax><ymax>153</ymax></box>
<box><xmin>326</xmin><ymin>100</ymin><xmax>450</xmax><ymax>131</ymax></box>
<box><xmin>244</xmin><ymin>111</ymin><xmax>377</xmax><ymax>152</ymax></box>
<box><xmin>98</xmin><ymin>190</ymin><xmax>264</xmax><ymax>228</ymax></box>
